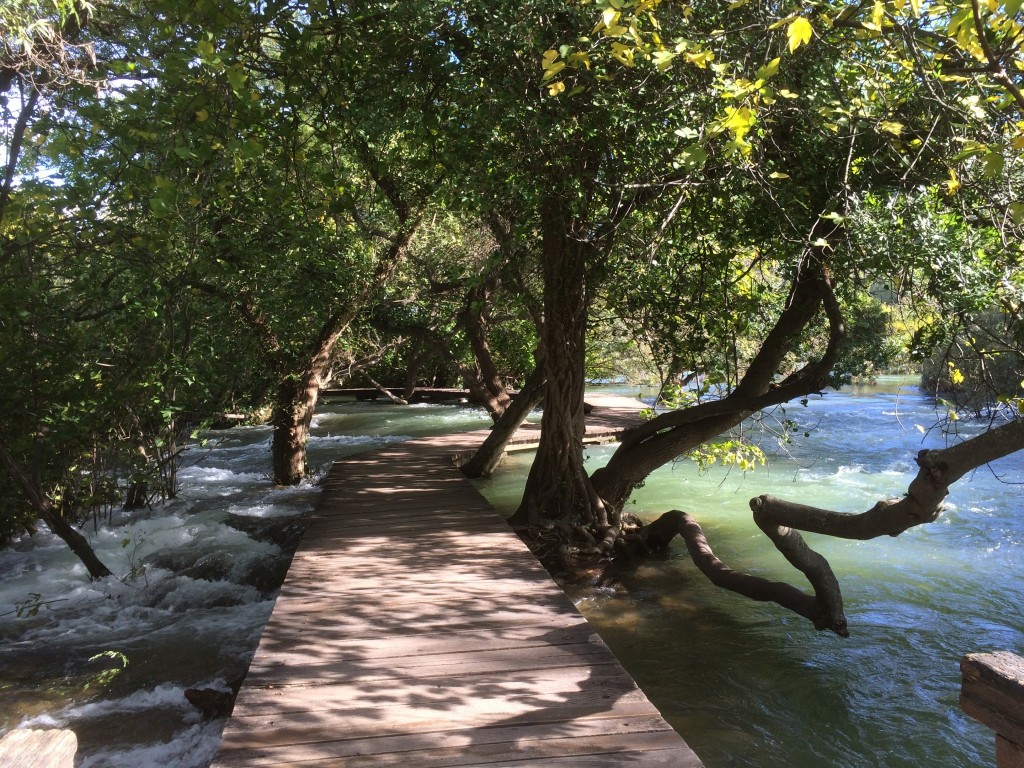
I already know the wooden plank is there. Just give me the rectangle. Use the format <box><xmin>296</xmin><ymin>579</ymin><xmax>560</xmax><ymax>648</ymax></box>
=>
<box><xmin>214</xmin><ymin>403</ymin><xmax>701</xmax><ymax>767</ymax></box>
<box><xmin>229</xmin><ymin>662</ymin><xmax>646</xmax><ymax>716</ymax></box>
<box><xmin>0</xmin><ymin>729</ymin><xmax>77</xmax><ymax>768</ymax></box>
<box><xmin>266</xmin><ymin>590</ymin><xmax>579</xmax><ymax>622</ymax></box>
<box><xmin>264</xmin><ymin>601</ymin><xmax>587</xmax><ymax>637</ymax></box>
<box><xmin>245</xmin><ymin>616</ymin><xmax>592</xmax><ymax>655</ymax></box>
<box><xmin>220</xmin><ymin>729</ymin><xmax>697</xmax><ymax>768</ymax></box>
<box><xmin>224</xmin><ymin>677</ymin><xmax>658</xmax><ymax>741</ymax></box>
<box><xmin>245</xmin><ymin>641</ymin><xmax>617</xmax><ymax>684</ymax></box>
<box><xmin>217</xmin><ymin>721</ymin><xmax>695</xmax><ymax>767</ymax></box>
<box><xmin>961</xmin><ymin>652</ymin><xmax>1024</xmax><ymax>750</ymax></box>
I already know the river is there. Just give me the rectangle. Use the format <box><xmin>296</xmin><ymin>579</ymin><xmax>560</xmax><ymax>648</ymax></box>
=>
<box><xmin>0</xmin><ymin>378</ymin><xmax>1019</xmax><ymax>766</ymax></box>
<box><xmin>475</xmin><ymin>376</ymin><xmax>1024</xmax><ymax>767</ymax></box>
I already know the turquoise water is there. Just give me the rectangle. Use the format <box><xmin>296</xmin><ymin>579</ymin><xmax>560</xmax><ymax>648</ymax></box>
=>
<box><xmin>473</xmin><ymin>377</ymin><xmax>1023</xmax><ymax>767</ymax></box>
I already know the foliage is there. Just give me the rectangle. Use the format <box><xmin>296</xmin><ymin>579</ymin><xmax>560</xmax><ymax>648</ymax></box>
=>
<box><xmin>1</xmin><ymin>0</ymin><xmax>1022</xmax><ymax>586</ymax></box>
<box><xmin>685</xmin><ymin>439</ymin><xmax>767</xmax><ymax>474</ymax></box>
<box><xmin>920</xmin><ymin>309</ymin><xmax>1024</xmax><ymax>413</ymax></box>
<box><xmin>83</xmin><ymin>650</ymin><xmax>129</xmax><ymax>690</ymax></box>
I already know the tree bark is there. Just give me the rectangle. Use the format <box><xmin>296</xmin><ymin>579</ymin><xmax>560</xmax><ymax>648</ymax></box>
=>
<box><xmin>460</xmin><ymin>359</ymin><xmax>547</xmax><ymax>478</ymax></box>
<box><xmin>510</xmin><ymin>201</ymin><xmax>606</xmax><ymax>533</ymax></box>
<box><xmin>0</xmin><ymin>444</ymin><xmax>112</xmax><ymax>580</ymax></box>
<box><xmin>365</xmin><ymin>373</ymin><xmax>408</xmax><ymax>405</ymax></box>
<box><xmin>402</xmin><ymin>343</ymin><xmax>430</xmax><ymax>401</ymax></box>
<box><xmin>270</xmin><ymin>300</ymin><xmax>369</xmax><ymax>484</ymax></box>
<box><xmin>461</xmin><ymin>277</ymin><xmax>513</xmax><ymax>420</ymax></box>
<box><xmin>271</xmin><ymin>372</ymin><xmax>318</xmax><ymax>486</ymax></box>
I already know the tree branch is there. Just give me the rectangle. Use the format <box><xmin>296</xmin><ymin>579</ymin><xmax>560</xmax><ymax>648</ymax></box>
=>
<box><xmin>696</xmin><ymin>416</ymin><xmax>1024</xmax><ymax>636</ymax></box>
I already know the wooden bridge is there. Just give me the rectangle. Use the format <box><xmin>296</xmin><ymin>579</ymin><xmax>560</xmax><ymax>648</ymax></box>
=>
<box><xmin>214</xmin><ymin>395</ymin><xmax>702</xmax><ymax>766</ymax></box>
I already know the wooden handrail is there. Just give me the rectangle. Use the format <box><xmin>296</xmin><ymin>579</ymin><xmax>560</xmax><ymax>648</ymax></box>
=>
<box><xmin>961</xmin><ymin>651</ymin><xmax>1024</xmax><ymax>767</ymax></box>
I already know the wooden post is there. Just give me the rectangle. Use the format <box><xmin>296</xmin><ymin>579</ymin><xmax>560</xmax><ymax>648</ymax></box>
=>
<box><xmin>961</xmin><ymin>652</ymin><xmax>1024</xmax><ymax>768</ymax></box>
<box><xmin>0</xmin><ymin>728</ymin><xmax>77</xmax><ymax>768</ymax></box>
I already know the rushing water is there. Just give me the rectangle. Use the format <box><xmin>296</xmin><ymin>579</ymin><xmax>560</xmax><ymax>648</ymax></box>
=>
<box><xmin>475</xmin><ymin>377</ymin><xmax>1024</xmax><ymax>768</ymax></box>
<box><xmin>0</xmin><ymin>401</ymin><xmax>491</xmax><ymax>767</ymax></box>
<box><xmin>1</xmin><ymin>380</ymin><xmax>1020</xmax><ymax>767</ymax></box>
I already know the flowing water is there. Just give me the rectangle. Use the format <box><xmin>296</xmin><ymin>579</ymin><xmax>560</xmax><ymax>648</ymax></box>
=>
<box><xmin>0</xmin><ymin>380</ymin><xmax>1020</xmax><ymax>767</ymax></box>
<box><xmin>474</xmin><ymin>376</ymin><xmax>1024</xmax><ymax>768</ymax></box>
<box><xmin>0</xmin><ymin>401</ymin><xmax>492</xmax><ymax>767</ymax></box>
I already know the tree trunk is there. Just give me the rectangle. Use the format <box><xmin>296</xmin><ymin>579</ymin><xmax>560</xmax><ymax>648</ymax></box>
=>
<box><xmin>461</xmin><ymin>278</ymin><xmax>513</xmax><ymax>420</ymax></box>
<box><xmin>639</xmin><ymin>417</ymin><xmax>1024</xmax><ymax>636</ymax></box>
<box><xmin>268</xmin><ymin>216</ymin><xmax>421</xmax><ymax>485</ymax></box>
<box><xmin>271</xmin><ymin>367</ymin><xmax>322</xmax><ymax>485</ymax></box>
<box><xmin>510</xmin><ymin>204</ymin><xmax>604</xmax><ymax>535</ymax></box>
<box><xmin>365</xmin><ymin>373</ymin><xmax>408</xmax><ymax>405</ymax></box>
<box><xmin>460</xmin><ymin>359</ymin><xmax>546</xmax><ymax>478</ymax></box>
<box><xmin>0</xmin><ymin>444</ymin><xmax>112</xmax><ymax>580</ymax></box>
<box><xmin>402</xmin><ymin>343</ymin><xmax>430</xmax><ymax>401</ymax></box>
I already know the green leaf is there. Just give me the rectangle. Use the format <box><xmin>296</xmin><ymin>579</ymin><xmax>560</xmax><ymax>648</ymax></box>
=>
<box><xmin>722</xmin><ymin>105</ymin><xmax>756</xmax><ymax>141</ymax></box>
<box><xmin>984</xmin><ymin>151</ymin><xmax>1005</xmax><ymax>179</ymax></box>
<box><xmin>226</xmin><ymin>67</ymin><xmax>248</xmax><ymax>94</ymax></box>
<box><xmin>241</xmin><ymin>138</ymin><xmax>264</xmax><ymax>159</ymax></box>
<box><xmin>676</xmin><ymin>145</ymin><xmax>708</xmax><ymax>169</ymax></box>
<box><xmin>652</xmin><ymin>50</ymin><xmax>676</xmax><ymax>72</ymax></box>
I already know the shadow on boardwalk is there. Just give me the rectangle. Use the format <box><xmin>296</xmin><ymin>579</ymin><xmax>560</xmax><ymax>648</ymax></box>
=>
<box><xmin>213</xmin><ymin>398</ymin><xmax>702</xmax><ymax>766</ymax></box>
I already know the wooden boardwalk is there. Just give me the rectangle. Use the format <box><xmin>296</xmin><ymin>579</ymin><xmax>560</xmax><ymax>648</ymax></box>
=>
<box><xmin>214</xmin><ymin>397</ymin><xmax>702</xmax><ymax>767</ymax></box>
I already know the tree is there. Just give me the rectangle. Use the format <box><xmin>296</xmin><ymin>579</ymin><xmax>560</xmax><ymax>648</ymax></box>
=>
<box><xmin>519</xmin><ymin>0</ymin><xmax>1024</xmax><ymax>635</ymax></box>
<box><xmin>362</xmin><ymin>211</ymin><xmax>540</xmax><ymax>418</ymax></box>
<box><xmin>0</xmin><ymin>0</ymin><xmax>115</xmax><ymax>578</ymax></box>
<box><xmin>59</xmin><ymin>0</ymin><xmax>452</xmax><ymax>485</ymax></box>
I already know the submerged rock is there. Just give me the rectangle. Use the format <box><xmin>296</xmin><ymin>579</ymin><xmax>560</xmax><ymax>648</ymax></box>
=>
<box><xmin>224</xmin><ymin>515</ymin><xmax>305</xmax><ymax>555</ymax></box>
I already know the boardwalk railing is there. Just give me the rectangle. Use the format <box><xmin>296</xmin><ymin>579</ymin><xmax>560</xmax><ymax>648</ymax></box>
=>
<box><xmin>961</xmin><ymin>651</ymin><xmax>1024</xmax><ymax>768</ymax></box>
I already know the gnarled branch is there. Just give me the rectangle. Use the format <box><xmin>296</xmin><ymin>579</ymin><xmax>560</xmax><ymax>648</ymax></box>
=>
<box><xmin>648</xmin><ymin>417</ymin><xmax>1024</xmax><ymax>636</ymax></box>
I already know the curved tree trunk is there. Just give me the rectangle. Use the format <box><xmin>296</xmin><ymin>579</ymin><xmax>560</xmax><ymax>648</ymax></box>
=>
<box><xmin>402</xmin><ymin>343</ymin><xmax>430</xmax><ymax>401</ymax></box>
<box><xmin>591</xmin><ymin>226</ymin><xmax>844</xmax><ymax>513</ymax></box>
<box><xmin>461</xmin><ymin>278</ymin><xmax>513</xmax><ymax>420</ymax></box>
<box><xmin>460</xmin><ymin>359</ymin><xmax>547</xmax><ymax>478</ymax></box>
<box><xmin>267</xmin><ymin>212</ymin><xmax>420</xmax><ymax>484</ymax></box>
<box><xmin>638</xmin><ymin>416</ymin><xmax>1024</xmax><ymax>636</ymax></box>
<box><xmin>0</xmin><ymin>444</ymin><xmax>112</xmax><ymax>580</ymax></box>
<box><xmin>365</xmin><ymin>373</ymin><xmax>408</xmax><ymax>405</ymax></box>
